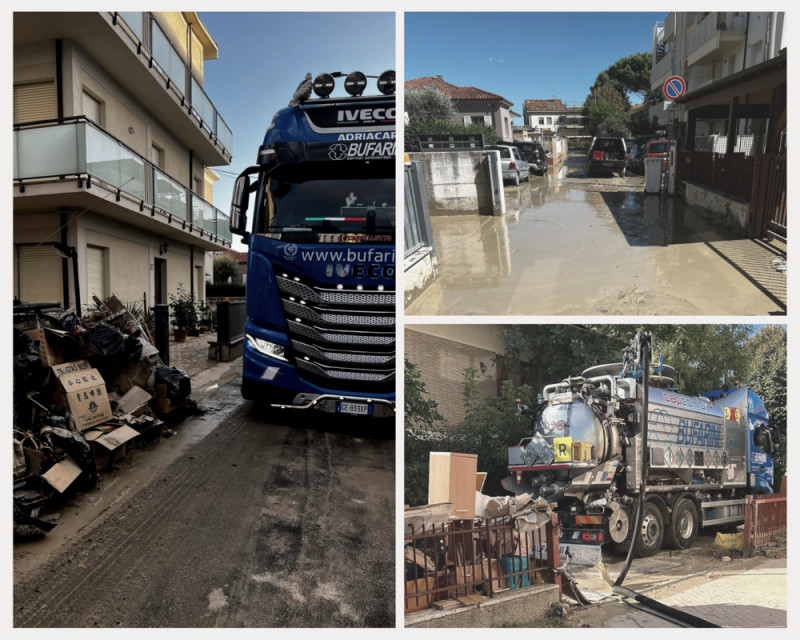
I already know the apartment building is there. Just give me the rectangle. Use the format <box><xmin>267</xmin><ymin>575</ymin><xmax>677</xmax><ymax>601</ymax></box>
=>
<box><xmin>13</xmin><ymin>12</ymin><xmax>233</xmax><ymax>313</ymax></box>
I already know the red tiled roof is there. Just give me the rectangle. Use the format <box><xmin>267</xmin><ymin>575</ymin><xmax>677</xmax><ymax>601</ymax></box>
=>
<box><xmin>215</xmin><ymin>249</ymin><xmax>248</xmax><ymax>264</ymax></box>
<box><xmin>405</xmin><ymin>76</ymin><xmax>509</xmax><ymax>102</ymax></box>
<box><xmin>524</xmin><ymin>99</ymin><xmax>565</xmax><ymax>112</ymax></box>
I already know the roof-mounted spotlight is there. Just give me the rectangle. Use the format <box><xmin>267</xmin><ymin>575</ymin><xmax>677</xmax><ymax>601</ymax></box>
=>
<box><xmin>344</xmin><ymin>71</ymin><xmax>367</xmax><ymax>97</ymax></box>
<box><xmin>377</xmin><ymin>70</ymin><xmax>396</xmax><ymax>95</ymax></box>
<box><xmin>312</xmin><ymin>73</ymin><xmax>335</xmax><ymax>98</ymax></box>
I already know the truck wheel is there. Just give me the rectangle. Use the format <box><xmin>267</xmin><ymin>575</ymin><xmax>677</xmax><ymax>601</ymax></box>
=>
<box><xmin>668</xmin><ymin>498</ymin><xmax>699</xmax><ymax>550</ymax></box>
<box><xmin>635</xmin><ymin>502</ymin><xmax>665</xmax><ymax>557</ymax></box>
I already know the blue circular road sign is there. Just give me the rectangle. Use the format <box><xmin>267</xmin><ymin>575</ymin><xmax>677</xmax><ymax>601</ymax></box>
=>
<box><xmin>663</xmin><ymin>76</ymin><xmax>686</xmax><ymax>100</ymax></box>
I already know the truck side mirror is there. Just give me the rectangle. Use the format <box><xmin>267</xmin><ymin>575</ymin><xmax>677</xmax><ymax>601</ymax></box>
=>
<box><xmin>230</xmin><ymin>174</ymin><xmax>252</xmax><ymax>236</ymax></box>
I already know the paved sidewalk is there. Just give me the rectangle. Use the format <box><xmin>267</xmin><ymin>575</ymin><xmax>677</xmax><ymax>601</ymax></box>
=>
<box><xmin>162</xmin><ymin>331</ymin><xmax>242</xmax><ymax>394</ymax></box>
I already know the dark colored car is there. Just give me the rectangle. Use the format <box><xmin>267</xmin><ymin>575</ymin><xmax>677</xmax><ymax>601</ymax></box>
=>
<box><xmin>587</xmin><ymin>136</ymin><xmax>627</xmax><ymax>177</ymax></box>
<box><xmin>509</xmin><ymin>140</ymin><xmax>549</xmax><ymax>175</ymax></box>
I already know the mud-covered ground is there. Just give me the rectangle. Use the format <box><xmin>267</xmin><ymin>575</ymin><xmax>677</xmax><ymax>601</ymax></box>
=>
<box><xmin>13</xmin><ymin>377</ymin><xmax>395</xmax><ymax>628</ymax></box>
<box><xmin>406</xmin><ymin>154</ymin><xmax>786</xmax><ymax>316</ymax></box>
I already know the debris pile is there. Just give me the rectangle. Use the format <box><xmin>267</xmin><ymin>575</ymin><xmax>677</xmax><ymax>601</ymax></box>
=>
<box><xmin>13</xmin><ymin>296</ymin><xmax>192</xmax><ymax>538</ymax></box>
<box><xmin>404</xmin><ymin>493</ymin><xmax>555</xmax><ymax>614</ymax></box>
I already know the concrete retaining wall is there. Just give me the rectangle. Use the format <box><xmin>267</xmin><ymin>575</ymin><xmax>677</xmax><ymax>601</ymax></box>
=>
<box><xmin>683</xmin><ymin>182</ymin><xmax>750</xmax><ymax>236</ymax></box>
<box><xmin>405</xmin><ymin>583</ymin><xmax>560</xmax><ymax>628</ymax></box>
<box><xmin>407</xmin><ymin>151</ymin><xmax>495</xmax><ymax>215</ymax></box>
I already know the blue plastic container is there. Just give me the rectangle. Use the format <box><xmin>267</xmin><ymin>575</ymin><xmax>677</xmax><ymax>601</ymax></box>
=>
<box><xmin>502</xmin><ymin>556</ymin><xmax>531</xmax><ymax>590</ymax></box>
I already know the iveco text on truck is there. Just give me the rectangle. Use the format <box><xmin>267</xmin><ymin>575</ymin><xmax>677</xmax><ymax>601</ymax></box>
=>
<box><xmin>230</xmin><ymin>71</ymin><xmax>396</xmax><ymax>417</ymax></box>
<box><xmin>504</xmin><ymin>333</ymin><xmax>780</xmax><ymax>557</ymax></box>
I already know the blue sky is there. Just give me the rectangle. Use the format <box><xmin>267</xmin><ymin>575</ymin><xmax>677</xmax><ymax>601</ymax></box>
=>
<box><xmin>405</xmin><ymin>12</ymin><xmax>667</xmax><ymax>112</ymax></box>
<box><xmin>198</xmin><ymin>12</ymin><xmax>396</xmax><ymax>250</ymax></box>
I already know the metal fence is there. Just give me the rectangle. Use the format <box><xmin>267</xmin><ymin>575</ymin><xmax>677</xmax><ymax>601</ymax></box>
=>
<box><xmin>216</xmin><ymin>300</ymin><xmax>246</xmax><ymax>346</ymax></box>
<box><xmin>404</xmin><ymin>514</ymin><xmax>561</xmax><ymax>614</ymax></box>
<box><xmin>743</xmin><ymin>491</ymin><xmax>787</xmax><ymax>554</ymax></box>
<box><xmin>681</xmin><ymin>151</ymin><xmax>755</xmax><ymax>202</ymax></box>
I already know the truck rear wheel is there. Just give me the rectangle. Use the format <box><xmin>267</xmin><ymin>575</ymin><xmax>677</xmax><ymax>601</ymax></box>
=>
<box><xmin>668</xmin><ymin>498</ymin><xmax>699</xmax><ymax>550</ymax></box>
<box><xmin>634</xmin><ymin>502</ymin><xmax>665</xmax><ymax>557</ymax></box>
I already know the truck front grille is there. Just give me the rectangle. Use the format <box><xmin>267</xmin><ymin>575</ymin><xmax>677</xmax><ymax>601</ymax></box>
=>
<box><xmin>276</xmin><ymin>272</ymin><xmax>395</xmax><ymax>392</ymax></box>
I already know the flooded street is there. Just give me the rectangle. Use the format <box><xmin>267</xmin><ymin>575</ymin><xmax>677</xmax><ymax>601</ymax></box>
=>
<box><xmin>406</xmin><ymin>154</ymin><xmax>786</xmax><ymax>316</ymax></box>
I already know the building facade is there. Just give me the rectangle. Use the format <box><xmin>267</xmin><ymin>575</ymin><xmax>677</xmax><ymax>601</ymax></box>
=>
<box><xmin>405</xmin><ymin>76</ymin><xmax>519</xmax><ymax>142</ymax></box>
<box><xmin>13</xmin><ymin>12</ymin><xmax>233</xmax><ymax>313</ymax></box>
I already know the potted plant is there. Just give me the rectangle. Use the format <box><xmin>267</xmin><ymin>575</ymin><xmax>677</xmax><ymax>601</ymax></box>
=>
<box><xmin>169</xmin><ymin>284</ymin><xmax>198</xmax><ymax>342</ymax></box>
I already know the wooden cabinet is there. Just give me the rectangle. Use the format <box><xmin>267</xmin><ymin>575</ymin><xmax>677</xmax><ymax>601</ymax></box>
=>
<box><xmin>428</xmin><ymin>452</ymin><xmax>478</xmax><ymax>519</ymax></box>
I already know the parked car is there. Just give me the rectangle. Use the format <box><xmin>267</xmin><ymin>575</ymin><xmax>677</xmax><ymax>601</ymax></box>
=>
<box><xmin>485</xmin><ymin>144</ymin><xmax>530</xmax><ymax>185</ymax></box>
<box><xmin>586</xmin><ymin>136</ymin><xmax>627</xmax><ymax>177</ymax></box>
<box><xmin>627</xmin><ymin>143</ymin><xmax>645</xmax><ymax>174</ymax></box>
<box><xmin>646</xmin><ymin>139</ymin><xmax>672</xmax><ymax>169</ymax></box>
<box><xmin>508</xmin><ymin>140</ymin><xmax>548</xmax><ymax>175</ymax></box>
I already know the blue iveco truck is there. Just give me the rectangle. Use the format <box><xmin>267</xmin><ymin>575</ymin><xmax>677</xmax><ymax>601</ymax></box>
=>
<box><xmin>229</xmin><ymin>70</ymin><xmax>396</xmax><ymax>417</ymax></box>
<box><xmin>504</xmin><ymin>333</ymin><xmax>780</xmax><ymax>558</ymax></box>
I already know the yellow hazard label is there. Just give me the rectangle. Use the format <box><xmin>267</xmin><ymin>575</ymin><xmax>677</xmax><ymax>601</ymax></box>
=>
<box><xmin>553</xmin><ymin>436</ymin><xmax>573</xmax><ymax>461</ymax></box>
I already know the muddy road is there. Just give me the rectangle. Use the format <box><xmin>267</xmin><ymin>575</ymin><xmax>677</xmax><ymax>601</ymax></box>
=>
<box><xmin>13</xmin><ymin>382</ymin><xmax>395</xmax><ymax>628</ymax></box>
<box><xmin>406</xmin><ymin>154</ymin><xmax>786</xmax><ymax>316</ymax></box>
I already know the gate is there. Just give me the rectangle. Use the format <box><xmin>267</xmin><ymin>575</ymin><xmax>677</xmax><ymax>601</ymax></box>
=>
<box><xmin>742</xmin><ymin>491</ymin><xmax>787</xmax><ymax>555</ymax></box>
<box><xmin>404</xmin><ymin>161</ymin><xmax>434</xmax><ymax>258</ymax></box>
<box><xmin>749</xmin><ymin>154</ymin><xmax>786</xmax><ymax>240</ymax></box>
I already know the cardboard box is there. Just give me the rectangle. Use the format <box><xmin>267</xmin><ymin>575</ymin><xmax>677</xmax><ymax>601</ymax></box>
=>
<box><xmin>84</xmin><ymin>425</ymin><xmax>139</xmax><ymax>470</ymax></box>
<box><xmin>25</xmin><ymin>328</ymin><xmax>59</xmax><ymax>366</ymax></box>
<box><xmin>55</xmin><ymin>367</ymin><xmax>114</xmax><ymax>431</ymax></box>
<box><xmin>479</xmin><ymin>558</ymin><xmax>509</xmax><ymax>594</ymax></box>
<box><xmin>404</xmin><ymin>576</ymin><xmax>439</xmax><ymax>613</ymax></box>
<box><xmin>42</xmin><ymin>455</ymin><xmax>82</xmax><ymax>493</ymax></box>
<box><xmin>116</xmin><ymin>386</ymin><xmax>151</xmax><ymax>417</ymax></box>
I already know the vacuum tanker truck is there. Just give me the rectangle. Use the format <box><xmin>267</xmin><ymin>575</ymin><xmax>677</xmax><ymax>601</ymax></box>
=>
<box><xmin>503</xmin><ymin>333</ymin><xmax>780</xmax><ymax>557</ymax></box>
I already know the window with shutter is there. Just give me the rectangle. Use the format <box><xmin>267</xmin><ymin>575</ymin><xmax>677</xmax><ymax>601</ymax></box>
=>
<box><xmin>86</xmin><ymin>246</ymin><xmax>106</xmax><ymax>303</ymax></box>
<box><xmin>16</xmin><ymin>245</ymin><xmax>64</xmax><ymax>305</ymax></box>
<box><xmin>82</xmin><ymin>91</ymin><xmax>102</xmax><ymax>124</ymax></box>
<box><xmin>483</xmin><ymin>115</ymin><xmax>492</xmax><ymax>127</ymax></box>
<box><xmin>463</xmin><ymin>115</ymin><xmax>471</xmax><ymax>126</ymax></box>
<box><xmin>13</xmin><ymin>83</ymin><xmax>57</xmax><ymax>124</ymax></box>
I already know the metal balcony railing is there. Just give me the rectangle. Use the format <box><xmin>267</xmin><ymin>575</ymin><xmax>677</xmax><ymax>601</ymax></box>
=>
<box><xmin>13</xmin><ymin>117</ymin><xmax>231</xmax><ymax>244</ymax></box>
<box><xmin>113</xmin><ymin>12</ymin><xmax>233</xmax><ymax>159</ymax></box>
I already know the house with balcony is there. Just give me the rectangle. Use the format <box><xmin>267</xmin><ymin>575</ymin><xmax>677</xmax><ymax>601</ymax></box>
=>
<box><xmin>13</xmin><ymin>11</ymin><xmax>233</xmax><ymax>314</ymax></box>
<box><xmin>521</xmin><ymin>99</ymin><xmax>589</xmax><ymax>149</ymax></box>
<box><xmin>650</xmin><ymin>12</ymin><xmax>786</xmax><ymax>240</ymax></box>
<box><xmin>405</xmin><ymin>76</ymin><xmax>519</xmax><ymax>142</ymax></box>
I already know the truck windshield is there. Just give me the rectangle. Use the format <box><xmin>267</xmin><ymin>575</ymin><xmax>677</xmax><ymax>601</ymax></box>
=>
<box><xmin>257</xmin><ymin>175</ymin><xmax>395</xmax><ymax>235</ymax></box>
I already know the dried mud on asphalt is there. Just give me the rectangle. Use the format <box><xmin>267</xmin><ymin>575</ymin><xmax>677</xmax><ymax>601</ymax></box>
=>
<box><xmin>561</xmin><ymin>537</ymin><xmax>786</xmax><ymax>628</ymax></box>
<box><xmin>13</xmin><ymin>400</ymin><xmax>395</xmax><ymax>628</ymax></box>
<box><xmin>406</xmin><ymin>156</ymin><xmax>786</xmax><ymax>316</ymax></box>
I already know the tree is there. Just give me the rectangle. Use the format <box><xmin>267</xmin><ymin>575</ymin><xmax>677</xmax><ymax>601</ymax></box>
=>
<box><xmin>213</xmin><ymin>254</ymin><xmax>239</xmax><ymax>285</ymax></box>
<box><xmin>404</xmin><ymin>87</ymin><xmax>500</xmax><ymax>152</ymax></box>
<box><xmin>742</xmin><ymin>325</ymin><xmax>787</xmax><ymax>484</ymax></box>
<box><xmin>604</xmin><ymin>52</ymin><xmax>653</xmax><ymax>101</ymax></box>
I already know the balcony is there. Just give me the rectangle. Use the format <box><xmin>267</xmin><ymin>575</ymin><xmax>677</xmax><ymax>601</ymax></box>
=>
<box><xmin>13</xmin><ymin>118</ymin><xmax>231</xmax><ymax>248</ymax></box>
<box><xmin>13</xmin><ymin>12</ymin><xmax>232</xmax><ymax>167</ymax></box>
<box><xmin>686</xmin><ymin>12</ymin><xmax>746</xmax><ymax>66</ymax></box>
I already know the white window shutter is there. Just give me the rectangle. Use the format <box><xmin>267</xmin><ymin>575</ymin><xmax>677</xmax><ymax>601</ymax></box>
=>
<box><xmin>463</xmin><ymin>115</ymin><xmax>471</xmax><ymax>126</ymax></box>
<box><xmin>17</xmin><ymin>245</ymin><xmax>63</xmax><ymax>304</ymax></box>
<box><xmin>483</xmin><ymin>115</ymin><xmax>492</xmax><ymax>127</ymax></box>
<box><xmin>82</xmin><ymin>91</ymin><xmax>101</xmax><ymax>124</ymax></box>
<box><xmin>86</xmin><ymin>246</ymin><xmax>106</xmax><ymax>303</ymax></box>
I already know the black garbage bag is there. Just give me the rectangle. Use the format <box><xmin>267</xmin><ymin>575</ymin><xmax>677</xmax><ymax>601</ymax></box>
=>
<box><xmin>13</xmin><ymin>329</ymin><xmax>47</xmax><ymax>390</ymax></box>
<box><xmin>155</xmin><ymin>366</ymin><xmax>191</xmax><ymax>403</ymax></box>
<box><xmin>60</xmin><ymin>312</ymin><xmax>83</xmax><ymax>334</ymax></box>
<box><xmin>14</xmin><ymin>502</ymin><xmax>57</xmax><ymax>539</ymax></box>
<box><xmin>83</xmin><ymin>322</ymin><xmax>142</xmax><ymax>369</ymax></box>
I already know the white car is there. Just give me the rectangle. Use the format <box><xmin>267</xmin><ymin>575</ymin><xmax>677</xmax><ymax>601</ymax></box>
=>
<box><xmin>485</xmin><ymin>144</ymin><xmax>530</xmax><ymax>186</ymax></box>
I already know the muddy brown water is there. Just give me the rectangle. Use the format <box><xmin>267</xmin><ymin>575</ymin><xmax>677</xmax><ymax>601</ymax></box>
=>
<box><xmin>406</xmin><ymin>157</ymin><xmax>786</xmax><ymax>316</ymax></box>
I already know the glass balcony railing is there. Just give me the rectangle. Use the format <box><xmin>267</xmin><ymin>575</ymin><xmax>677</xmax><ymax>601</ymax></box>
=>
<box><xmin>113</xmin><ymin>12</ymin><xmax>233</xmax><ymax>159</ymax></box>
<box><xmin>13</xmin><ymin>118</ymin><xmax>231</xmax><ymax>244</ymax></box>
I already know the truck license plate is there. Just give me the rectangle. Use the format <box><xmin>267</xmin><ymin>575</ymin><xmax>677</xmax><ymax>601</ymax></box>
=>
<box><xmin>337</xmin><ymin>401</ymin><xmax>371</xmax><ymax>416</ymax></box>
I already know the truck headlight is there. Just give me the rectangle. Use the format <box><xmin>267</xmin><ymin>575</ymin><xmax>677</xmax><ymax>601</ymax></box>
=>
<box><xmin>246</xmin><ymin>334</ymin><xmax>288</xmax><ymax>361</ymax></box>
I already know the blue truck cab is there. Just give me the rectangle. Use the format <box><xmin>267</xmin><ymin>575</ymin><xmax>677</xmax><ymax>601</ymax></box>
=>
<box><xmin>229</xmin><ymin>71</ymin><xmax>396</xmax><ymax>417</ymax></box>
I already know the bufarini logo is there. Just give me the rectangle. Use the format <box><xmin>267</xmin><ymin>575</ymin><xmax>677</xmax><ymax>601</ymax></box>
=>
<box><xmin>328</xmin><ymin>144</ymin><xmax>348</xmax><ymax>160</ymax></box>
<box><xmin>283</xmin><ymin>244</ymin><xmax>298</xmax><ymax>260</ymax></box>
